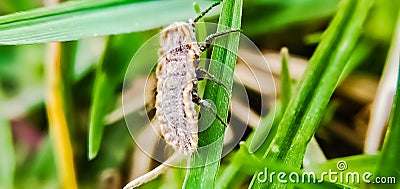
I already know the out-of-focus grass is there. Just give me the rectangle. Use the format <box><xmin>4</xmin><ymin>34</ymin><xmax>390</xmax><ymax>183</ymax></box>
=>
<box><xmin>0</xmin><ymin>116</ymin><xmax>15</xmax><ymax>189</ymax></box>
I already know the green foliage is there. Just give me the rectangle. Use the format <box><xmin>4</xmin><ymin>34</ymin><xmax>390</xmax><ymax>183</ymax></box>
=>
<box><xmin>88</xmin><ymin>32</ymin><xmax>151</xmax><ymax>159</ymax></box>
<box><xmin>250</xmin><ymin>0</ymin><xmax>374</xmax><ymax>188</ymax></box>
<box><xmin>0</xmin><ymin>0</ymin><xmax>218</xmax><ymax>45</ymax></box>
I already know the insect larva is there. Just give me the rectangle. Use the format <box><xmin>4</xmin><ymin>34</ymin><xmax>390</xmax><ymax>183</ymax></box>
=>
<box><xmin>156</xmin><ymin>21</ymin><xmax>200</xmax><ymax>155</ymax></box>
<box><xmin>155</xmin><ymin>2</ymin><xmax>239</xmax><ymax>155</ymax></box>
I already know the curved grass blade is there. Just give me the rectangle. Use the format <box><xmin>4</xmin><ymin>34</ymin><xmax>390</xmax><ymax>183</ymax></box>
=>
<box><xmin>279</xmin><ymin>47</ymin><xmax>292</xmax><ymax>114</ymax></box>
<box><xmin>0</xmin><ymin>0</ymin><xmax>218</xmax><ymax>45</ymax></box>
<box><xmin>88</xmin><ymin>31</ymin><xmax>151</xmax><ymax>160</ymax></box>
<box><xmin>374</xmin><ymin>12</ymin><xmax>400</xmax><ymax>188</ymax></box>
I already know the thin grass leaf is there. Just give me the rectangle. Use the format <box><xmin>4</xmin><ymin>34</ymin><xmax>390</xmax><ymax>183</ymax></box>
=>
<box><xmin>194</xmin><ymin>2</ymin><xmax>209</xmax><ymax>98</ymax></box>
<box><xmin>248</xmin><ymin>103</ymin><xmax>281</xmax><ymax>155</ymax></box>
<box><xmin>243</xmin><ymin>0</ymin><xmax>339</xmax><ymax>35</ymax></box>
<box><xmin>250</xmin><ymin>0</ymin><xmax>373</xmax><ymax>188</ymax></box>
<box><xmin>0</xmin><ymin>117</ymin><xmax>15</xmax><ymax>189</ymax></box>
<box><xmin>280</xmin><ymin>47</ymin><xmax>292</xmax><ymax>111</ymax></box>
<box><xmin>217</xmin><ymin>104</ymin><xmax>281</xmax><ymax>188</ymax></box>
<box><xmin>45</xmin><ymin>42</ymin><xmax>78</xmax><ymax>189</ymax></box>
<box><xmin>0</xmin><ymin>0</ymin><xmax>218</xmax><ymax>45</ymax></box>
<box><xmin>183</xmin><ymin>0</ymin><xmax>242</xmax><ymax>188</ymax></box>
<box><xmin>248</xmin><ymin>49</ymin><xmax>294</xmax><ymax>157</ymax></box>
<box><xmin>88</xmin><ymin>32</ymin><xmax>151</xmax><ymax>159</ymax></box>
<box><xmin>374</xmin><ymin>12</ymin><xmax>400</xmax><ymax>188</ymax></box>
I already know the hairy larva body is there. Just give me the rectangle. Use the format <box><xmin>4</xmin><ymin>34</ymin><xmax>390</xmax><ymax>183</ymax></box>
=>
<box><xmin>155</xmin><ymin>22</ymin><xmax>200</xmax><ymax>155</ymax></box>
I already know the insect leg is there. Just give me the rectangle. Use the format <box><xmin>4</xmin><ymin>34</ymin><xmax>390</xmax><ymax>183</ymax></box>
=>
<box><xmin>191</xmin><ymin>90</ymin><xmax>229</xmax><ymax>127</ymax></box>
<box><xmin>196</xmin><ymin>67</ymin><xmax>229</xmax><ymax>91</ymax></box>
<box><xmin>199</xmin><ymin>29</ymin><xmax>241</xmax><ymax>52</ymax></box>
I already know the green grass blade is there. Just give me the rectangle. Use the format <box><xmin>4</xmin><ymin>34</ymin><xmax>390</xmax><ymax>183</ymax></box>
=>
<box><xmin>0</xmin><ymin>0</ymin><xmax>218</xmax><ymax>45</ymax></box>
<box><xmin>374</xmin><ymin>12</ymin><xmax>400</xmax><ymax>188</ymax></box>
<box><xmin>250</xmin><ymin>48</ymin><xmax>291</xmax><ymax>156</ymax></box>
<box><xmin>0</xmin><ymin>117</ymin><xmax>15</xmax><ymax>189</ymax></box>
<box><xmin>279</xmin><ymin>47</ymin><xmax>292</xmax><ymax>111</ymax></box>
<box><xmin>243</xmin><ymin>0</ymin><xmax>339</xmax><ymax>35</ymax></box>
<box><xmin>88</xmin><ymin>32</ymin><xmax>150</xmax><ymax>159</ymax></box>
<box><xmin>217</xmin><ymin>103</ymin><xmax>281</xmax><ymax>188</ymax></box>
<box><xmin>183</xmin><ymin>0</ymin><xmax>242</xmax><ymax>188</ymax></box>
<box><xmin>248</xmin><ymin>103</ymin><xmax>281</xmax><ymax>156</ymax></box>
<box><xmin>250</xmin><ymin>0</ymin><xmax>373</xmax><ymax>188</ymax></box>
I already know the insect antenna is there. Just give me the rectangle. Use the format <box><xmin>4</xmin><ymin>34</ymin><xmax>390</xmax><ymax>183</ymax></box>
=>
<box><xmin>193</xmin><ymin>1</ymin><xmax>222</xmax><ymax>23</ymax></box>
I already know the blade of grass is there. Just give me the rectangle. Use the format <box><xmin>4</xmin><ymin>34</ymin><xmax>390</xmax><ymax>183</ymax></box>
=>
<box><xmin>88</xmin><ymin>32</ymin><xmax>151</xmax><ymax>159</ymax></box>
<box><xmin>250</xmin><ymin>0</ymin><xmax>373</xmax><ymax>188</ymax></box>
<box><xmin>183</xmin><ymin>0</ymin><xmax>242</xmax><ymax>188</ymax></box>
<box><xmin>45</xmin><ymin>42</ymin><xmax>78</xmax><ymax>189</ymax></box>
<box><xmin>217</xmin><ymin>47</ymin><xmax>293</xmax><ymax>188</ymax></box>
<box><xmin>374</xmin><ymin>12</ymin><xmax>400</xmax><ymax>188</ymax></box>
<box><xmin>217</xmin><ymin>103</ymin><xmax>281</xmax><ymax>188</ymax></box>
<box><xmin>0</xmin><ymin>116</ymin><xmax>15</xmax><ymax>189</ymax></box>
<box><xmin>194</xmin><ymin>2</ymin><xmax>209</xmax><ymax>98</ymax></box>
<box><xmin>249</xmin><ymin>48</ymin><xmax>294</xmax><ymax>157</ymax></box>
<box><xmin>243</xmin><ymin>0</ymin><xmax>339</xmax><ymax>35</ymax></box>
<box><xmin>364</xmin><ymin>1</ymin><xmax>400</xmax><ymax>154</ymax></box>
<box><xmin>279</xmin><ymin>47</ymin><xmax>292</xmax><ymax>114</ymax></box>
<box><xmin>250</xmin><ymin>48</ymin><xmax>292</xmax><ymax>157</ymax></box>
<box><xmin>0</xmin><ymin>0</ymin><xmax>218</xmax><ymax>45</ymax></box>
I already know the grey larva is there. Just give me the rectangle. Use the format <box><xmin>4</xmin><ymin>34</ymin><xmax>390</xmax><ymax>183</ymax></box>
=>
<box><xmin>155</xmin><ymin>2</ymin><xmax>239</xmax><ymax>155</ymax></box>
<box><xmin>156</xmin><ymin>21</ymin><xmax>199</xmax><ymax>155</ymax></box>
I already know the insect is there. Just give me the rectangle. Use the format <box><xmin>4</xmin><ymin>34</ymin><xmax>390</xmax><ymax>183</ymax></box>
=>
<box><xmin>154</xmin><ymin>2</ymin><xmax>240</xmax><ymax>155</ymax></box>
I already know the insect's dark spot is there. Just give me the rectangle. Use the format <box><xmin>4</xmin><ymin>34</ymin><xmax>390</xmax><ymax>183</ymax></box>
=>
<box><xmin>183</xmin><ymin>110</ymin><xmax>187</xmax><ymax>118</ymax></box>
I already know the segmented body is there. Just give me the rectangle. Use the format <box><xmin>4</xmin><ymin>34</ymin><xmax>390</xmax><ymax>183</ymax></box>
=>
<box><xmin>155</xmin><ymin>22</ymin><xmax>200</xmax><ymax>155</ymax></box>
